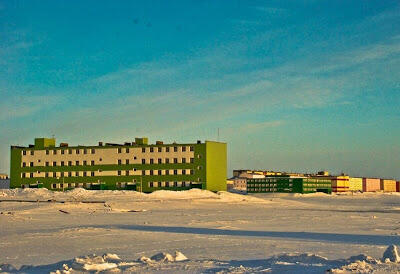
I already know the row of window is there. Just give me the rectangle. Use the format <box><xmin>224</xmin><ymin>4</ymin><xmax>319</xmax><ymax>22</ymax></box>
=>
<box><xmin>21</xmin><ymin>146</ymin><xmax>196</xmax><ymax>156</ymax></box>
<box><xmin>248</xmin><ymin>188</ymin><xmax>278</xmax><ymax>192</ymax></box>
<box><xmin>21</xmin><ymin>156</ymin><xmax>198</xmax><ymax>167</ymax></box>
<box><xmin>147</xmin><ymin>181</ymin><xmax>196</xmax><ymax>188</ymax></box>
<box><xmin>21</xmin><ymin>169</ymin><xmax>197</xmax><ymax>178</ymax></box>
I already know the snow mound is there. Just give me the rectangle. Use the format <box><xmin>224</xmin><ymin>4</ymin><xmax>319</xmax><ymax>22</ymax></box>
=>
<box><xmin>148</xmin><ymin>189</ymin><xmax>218</xmax><ymax>200</ymax></box>
<box><xmin>150</xmin><ymin>252</ymin><xmax>175</xmax><ymax>262</ymax></box>
<box><xmin>382</xmin><ymin>244</ymin><xmax>400</xmax><ymax>263</ymax></box>
<box><xmin>174</xmin><ymin>251</ymin><xmax>189</xmax><ymax>262</ymax></box>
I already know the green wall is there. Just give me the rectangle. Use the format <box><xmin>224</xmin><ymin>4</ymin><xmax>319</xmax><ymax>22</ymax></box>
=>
<box><xmin>205</xmin><ymin>141</ymin><xmax>227</xmax><ymax>191</ymax></box>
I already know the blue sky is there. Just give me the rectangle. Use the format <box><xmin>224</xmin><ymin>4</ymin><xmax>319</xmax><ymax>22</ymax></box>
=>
<box><xmin>1</xmin><ymin>0</ymin><xmax>399</xmax><ymax>179</ymax></box>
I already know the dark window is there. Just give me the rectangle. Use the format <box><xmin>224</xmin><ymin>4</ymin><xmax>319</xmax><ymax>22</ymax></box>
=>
<box><xmin>190</xmin><ymin>169</ymin><xmax>194</xmax><ymax>175</ymax></box>
<box><xmin>174</xmin><ymin>170</ymin><xmax>178</xmax><ymax>175</ymax></box>
<box><xmin>190</xmin><ymin>158</ymin><xmax>194</xmax><ymax>163</ymax></box>
<box><xmin>53</xmin><ymin>161</ymin><xmax>57</xmax><ymax>166</ymax></box>
<box><xmin>91</xmin><ymin>160</ymin><xmax>95</xmax><ymax>165</ymax></box>
<box><xmin>84</xmin><ymin>149</ymin><xmax>87</xmax><ymax>154</ymax></box>
<box><xmin>22</xmin><ymin>162</ymin><xmax>26</xmax><ymax>167</ymax></box>
<box><xmin>22</xmin><ymin>150</ymin><xmax>27</xmax><ymax>155</ymax></box>
<box><xmin>60</xmin><ymin>172</ymin><xmax>64</xmax><ymax>178</ymax></box>
<box><xmin>61</xmin><ymin>161</ymin><xmax>64</xmax><ymax>166</ymax></box>
<box><xmin>174</xmin><ymin>158</ymin><xmax>178</xmax><ymax>164</ymax></box>
<box><xmin>158</xmin><ymin>158</ymin><xmax>162</xmax><ymax>164</ymax></box>
<box><xmin>174</xmin><ymin>146</ymin><xmax>178</xmax><ymax>152</ymax></box>
<box><xmin>118</xmin><ymin>159</ymin><xmax>122</xmax><ymax>165</ymax></box>
<box><xmin>142</xmin><ymin>147</ymin><xmax>146</xmax><ymax>153</ymax></box>
<box><xmin>174</xmin><ymin>181</ymin><xmax>178</xmax><ymax>187</ymax></box>
<box><xmin>30</xmin><ymin>150</ymin><xmax>34</xmax><ymax>155</ymax></box>
<box><xmin>149</xmin><ymin>182</ymin><xmax>154</xmax><ymax>187</ymax></box>
<box><xmin>53</xmin><ymin>150</ymin><xmax>57</xmax><ymax>155</ymax></box>
<box><xmin>83</xmin><ymin>171</ymin><xmax>87</xmax><ymax>177</ymax></box>
<box><xmin>182</xmin><ymin>182</ymin><xmax>186</xmax><ymax>187</ymax></box>
<box><xmin>126</xmin><ymin>148</ymin><xmax>129</xmax><ymax>153</ymax></box>
<box><xmin>45</xmin><ymin>172</ymin><xmax>49</xmax><ymax>178</ymax></box>
<box><xmin>53</xmin><ymin>172</ymin><xmax>57</xmax><ymax>177</ymax></box>
<box><xmin>99</xmin><ymin>158</ymin><xmax>102</xmax><ymax>162</ymax></box>
<box><xmin>76</xmin><ymin>149</ymin><xmax>80</xmax><ymax>154</ymax></box>
<box><xmin>150</xmin><ymin>170</ymin><xmax>154</xmax><ymax>175</ymax></box>
<box><xmin>150</xmin><ymin>159</ymin><xmax>154</xmax><ymax>164</ymax></box>
<box><xmin>91</xmin><ymin>148</ymin><xmax>95</xmax><ymax>154</ymax></box>
<box><xmin>68</xmin><ymin>161</ymin><xmax>72</xmax><ymax>166</ymax></box>
<box><xmin>182</xmin><ymin>158</ymin><xmax>186</xmax><ymax>163</ymax></box>
<box><xmin>118</xmin><ymin>148</ymin><xmax>122</xmax><ymax>153</ymax></box>
<box><xmin>190</xmin><ymin>146</ymin><xmax>194</xmax><ymax>151</ymax></box>
<box><xmin>30</xmin><ymin>162</ymin><xmax>33</xmax><ymax>167</ymax></box>
<box><xmin>61</xmin><ymin>150</ymin><xmax>65</xmax><ymax>155</ymax></box>
<box><xmin>142</xmin><ymin>159</ymin><xmax>146</xmax><ymax>164</ymax></box>
<box><xmin>150</xmin><ymin>147</ymin><xmax>154</xmax><ymax>152</ymax></box>
<box><xmin>166</xmin><ymin>158</ymin><xmax>170</xmax><ymax>164</ymax></box>
<box><xmin>68</xmin><ymin>172</ymin><xmax>72</xmax><ymax>177</ymax></box>
<box><xmin>22</xmin><ymin>173</ymin><xmax>26</xmax><ymax>178</ymax></box>
<box><xmin>134</xmin><ymin>156</ymin><xmax>137</xmax><ymax>160</ymax></box>
<box><xmin>30</xmin><ymin>172</ymin><xmax>33</xmax><ymax>178</ymax></box>
<box><xmin>182</xmin><ymin>170</ymin><xmax>186</xmax><ymax>175</ymax></box>
<box><xmin>165</xmin><ymin>182</ymin><xmax>170</xmax><ymax>187</ymax></box>
<box><xmin>158</xmin><ymin>147</ymin><xmax>162</xmax><ymax>152</ymax></box>
<box><xmin>46</xmin><ymin>150</ymin><xmax>49</xmax><ymax>155</ymax></box>
<box><xmin>166</xmin><ymin>147</ymin><xmax>170</xmax><ymax>152</ymax></box>
<box><xmin>166</xmin><ymin>170</ymin><xmax>169</xmax><ymax>175</ymax></box>
<box><xmin>69</xmin><ymin>149</ymin><xmax>72</xmax><ymax>154</ymax></box>
<box><xmin>76</xmin><ymin>161</ymin><xmax>79</xmax><ymax>166</ymax></box>
<box><xmin>125</xmin><ymin>170</ymin><xmax>129</xmax><ymax>176</ymax></box>
<box><xmin>83</xmin><ymin>160</ymin><xmax>87</xmax><ymax>166</ymax></box>
<box><xmin>75</xmin><ymin>171</ymin><xmax>79</xmax><ymax>176</ymax></box>
<box><xmin>118</xmin><ymin>170</ymin><xmax>121</xmax><ymax>176</ymax></box>
<box><xmin>91</xmin><ymin>171</ymin><xmax>95</xmax><ymax>177</ymax></box>
<box><xmin>182</xmin><ymin>146</ymin><xmax>186</xmax><ymax>152</ymax></box>
<box><xmin>52</xmin><ymin>184</ymin><xmax>56</xmax><ymax>189</ymax></box>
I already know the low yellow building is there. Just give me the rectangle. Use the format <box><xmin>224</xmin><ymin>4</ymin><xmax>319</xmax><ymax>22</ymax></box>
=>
<box><xmin>380</xmin><ymin>179</ymin><xmax>397</xmax><ymax>192</ymax></box>
<box><xmin>348</xmin><ymin>177</ymin><xmax>363</xmax><ymax>192</ymax></box>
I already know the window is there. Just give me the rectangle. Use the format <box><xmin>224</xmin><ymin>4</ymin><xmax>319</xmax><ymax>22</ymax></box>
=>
<box><xmin>61</xmin><ymin>150</ymin><xmax>65</xmax><ymax>155</ymax></box>
<box><xmin>60</xmin><ymin>172</ymin><xmax>64</xmax><ymax>178</ymax></box>
<box><xmin>68</xmin><ymin>172</ymin><xmax>72</xmax><ymax>177</ymax></box>
<box><xmin>118</xmin><ymin>148</ymin><xmax>122</xmax><ymax>153</ymax></box>
<box><xmin>30</xmin><ymin>162</ymin><xmax>34</xmax><ymax>167</ymax></box>
<box><xmin>45</xmin><ymin>172</ymin><xmax>49</xmax><ymax>178</ymax></box>
<box><xmin>83</xmin><ymin>171</ymin><xmax>87</xmax><ymax>177</ymax></box>
<box><xmin>99</xmin><ymin>158</ymin><xmax>102</xmax><ymax>162</ymax></box>
<box><xmin>150</xmin><ymin>147</ymin><xmax>154</xmax><ymax>153</ymax></box>
<box><xmin>190</xmin><ymin>146</ymin><xmax>194</xmax><ymax>151</ymax></box>
<box><xmin>46</xmin><ymin>150</ymin><xmax>49</xmax><ymax>155</ymax></box>
<box><xmin>91</xmin><ymin>160</ymin><xmax>95</xmax><ymax>166</ymax></box>
<box><xmin>53</xmin><ymin>172</ymin><xmax>57</xmax><ymax>177</ymax></box>
<box><xmin>174</xmin><ymin>170</ymin><xmax>178</xmax><ymax>175</ymax></box>
<box><xmin>125</xmin><ymin>170</ymin><xmax>129</xmax><ymax>176</ymax></box>
<box><xmin>30</xmin><ymin>173</ymin><xmax>33</xmax><ymax>178</ymax></box>
<box><xmin>53</xmin><ymin>150</ymin><xmax>57</xmax><ymax>155</ymax></box>
<box><xmin>182</xmin><ymin>158</ymin><xmax>186</xmax><ymax>163</ymax></box>
<box><xmin>149</xmin><ymin>182</ymin><xmax>154</xmax><ymax>187</ymax></box>
<box><xmin>166</xmin><ymin>158</ymin><xmax>170</xmax><ymax>164</ymax></box>
<box><xmin>133</xmin><ymin>156</ymin><xmax>137</xmax><ymax>160</ymax></box>
<box><xmin>142</xmin><ymin>147</ymin><xmax>146</xmax><ymax>153</ymax></box>
<box><xmin>118</xmin><ymin>170</ymin><xmax>121</xmax><ymax>176</ymax></box>
<box><xmin>174</xmin><ymin>158</ymin><xmax>178</xmax><ymax>164</ymax></box>
<box><xmin>182</xmin><ymin>170</ymin><xmax>186</xmax><ymax>175</ymax></box>
<box><xmin>118</xmin><ymin>159</ymin><xmax>122</xmax><ymax>165</ymax></box>
<box><xmin>68</xmin><ymin>161</ymin><xmax>72</xmax><ymax>166</ymax></box>
<box><xmin>174</xmin><ymin>181</ymin><xmax>178</xmax><ymax>187</ymax></box>
<box><xmin>190</xmin><ymin>169</ymin><xmax>194</xmax><ymax>175</ymax></box>
<box><xmin>142</xmin><ymin>159</ymin><xmax>146</xmax><ymax>164</ymax></box>
<box><xmin>142</xmin><ymin>170</ymin><xmax>145</xmax><ymax>175</ymax></box>
<box><xmin>166</xmin><ymin>147</ymin><xmax>170</xmax><ymax>152</ymax></box>
<box><xmin>165</xmin><ymin>182</ymin><xmax>170</xmax><ymax>187</ymax></box>
<box><xmin>60</xmin><ymin>161</ymin><xmax>65</xmax><ymax>166</ymax></box>
<box><xmin>126</xmin><ymin>148</ymin><xmax>129</xmax><ymax>153</ymax></box>
<box><xmin>182</xmin><ymin>182</ymin><xmax>186</xmax><ymax>187</ymax></box>
<box><xmin>150</xmin><ymin>159</ymin><xmax>154</xmax><ymax>164</ymax></box>
<box><xmin>75</xmin><ymin>171</ymin><xmax>79</xmax><ymax>177</ymax></box>
<box><xmin>84</xmin><ymin>149</ymin><xmax>87</xmax><ymax>154</ymax></box>
<box><xmin>76</xmin><ymin>149</ymin><xmax>80</xmax><ymax>154</ymax></box>
<box><xmin>150</xmin><ymin>170</ymin><xmax>154</xmax><ymax>175</ymax></box>
<box><xmin>182</xmin><ymin>146</ymin><xmax>186</xmax><ymax>152</ymax></box>
<box><xmin>91</xmin><ymin>148</ymin><xmax>95</xmax><ymax>154</ymax></box>
<box><xmin>52</xmin><ymin>184</ymin><xmax>57</xmax><ymax>189</ymax></box>
<box><xmin>190</xmin><ymin>158</ymin><xmax>194</xmax><ymax>163</ymax></box>
<box><xmin>53</xmin><ymin>161</ymin><xmax>57</xmax><ymax>166</ymax></box>
<box><xmin>22</xmin><ymin>162</ymin><xmax>26</xmax><ymax>167</ymax></box>
<box><xmin>174</xmin><ymin>146</ymin><xmax>178</xmax><ymax>152</ymax></box>
<box><xmin>22</xmin><ymin>150</ymin><xmax>27</xmax><ymax>155</ymax></box>
<box><xmin>83</xmin><ymin>160</ymin><xmax>87</xmax><ymax>166</ymax></box>
<box><xmin>166</xmin><ymin>170</ymin><xmax>169</xmax><ymax>175</ymax></box>
<box><xmin>22</xmin><ymin>173</ymin><xmax>26</xmax><ymax>178</ymax></box>
<box><xmin>158</xmin><ymin>158</ymin><xmax>162</xmax><ymax>164</ymax></box>
<box><xmin>69</xmin><ymin>149</ymin><xmax>73</xmax><ymax>154</ymax></box>
<box><xmin>158</xmin><ymin>147</ymin><xmax>162</xmax><ymax>152</ymax></box>
<box><xmin>91</xmin><ymin>171</ymin><xmax>95</xmax><ymax>177</ymax></box>
<box><xmin>126</xmin><ymin>159</ymin><xmax>129</xmax><ymax>164</ymax></box>
<box><xmin>30</xmin><ymin>150</ymin><xmax>34</xmax><ymax>155</ymax></box>
<box><xmin>76</xmin><ymin>161</ymin><xmax>79</xmax><ymax>166</ymax></box>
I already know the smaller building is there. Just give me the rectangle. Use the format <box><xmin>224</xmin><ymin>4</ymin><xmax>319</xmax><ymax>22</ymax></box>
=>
<box><xmin>227</xmin><ymin>177</ymin><xmax>247</xmax><ymax>192</ymax></box>
<box><xmin>0</xmin><ymin>173</ymin><xmax>10</xmax><ymax>189</ymax></box>
<box><xmin>348</xmin><ymin>177</ymin><xmax>363</xmax><ymax>192</ymax></box>
<box><xmin>397</xmin><ymin>181</ymin><xmax>400</xmax><ymax>192</ymax></box>
<box><xmin>246</xmin><ymin>177</ymin><xmax>331</xmax><ymax>194</ymax></box>
<box><xmin>310</xmin><ymin>175</ymin><xmax>349</xmax><ymax>192</ymax></box>
<box><xmin>362</xmin><ymin>178</ymin><xmax>381</xmax><ymax>192</ymax></box>
<box><xmin>380</xmin><ymin>179</ymin><xmax>397</xmax><ymax>192</ymax></box>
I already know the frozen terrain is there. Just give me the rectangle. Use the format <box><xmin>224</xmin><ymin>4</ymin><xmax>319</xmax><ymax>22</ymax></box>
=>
<box><xmin>0</xmin><ymin>189</ymin><xmax>400</xmax><ymax>273</ymax></box>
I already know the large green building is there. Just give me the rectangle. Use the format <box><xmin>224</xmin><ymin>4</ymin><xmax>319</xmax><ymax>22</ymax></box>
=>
<box><xmin>10</xmin><ymin>138</ymin><xmax>227</xmax><ymax>192</ymax></box>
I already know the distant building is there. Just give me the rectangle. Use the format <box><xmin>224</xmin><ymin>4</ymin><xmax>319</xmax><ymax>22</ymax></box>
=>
<box><xmin>0</xmin><ymin>173</ymin><xmax>10</xmax><ymax>189</ymax></box>
<box><xmin>247</xmin><ymin>177</ymin><xmax>332</xmax><ymax>194</ymax></box>
<box><xmin>10</xmin><ymin>137</ymin><xmax>227</xmax><ymax>192</ymax></box>
<box><xmin>227</xmin><ymin>177</ymin><xmax>247</xmax><ymax>192</ymax></box>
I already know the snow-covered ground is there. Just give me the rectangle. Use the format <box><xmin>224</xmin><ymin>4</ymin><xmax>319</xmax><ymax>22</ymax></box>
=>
<box><xmin>1</xmin><ymin>189</ymin><xmax>400</xmax><ymax>273</ymax></box>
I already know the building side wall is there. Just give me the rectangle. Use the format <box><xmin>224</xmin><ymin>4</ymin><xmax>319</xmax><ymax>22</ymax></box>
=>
<box><xmin>380</xmin><ymin>179</ymin><xmax>397</xmax><ymax>192</ymax></box>
<box><xmin>349</xmin><ymin>177</ymin><xmax>363</xmax><ymax>191</ymax></box>
<box><xmin>205</xmin><ymin>141</ymin><xmax>227</xmax><ymax>191</ymax></box>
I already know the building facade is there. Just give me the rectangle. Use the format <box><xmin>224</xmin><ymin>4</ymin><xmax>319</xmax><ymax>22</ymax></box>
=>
<box><xmin>246</xmin><ymin>177</ymin><xmax>332</xmax><ymax>194</ymax></box>
<box><xmin>10</xmin><ymin>137</ymin><xmax>227</xmax><ymax>192</ymax></box>
<box><xmin>0</xmin><ymin>173</ymin><xmax>9</xmax><ymax>189</ymax></box>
